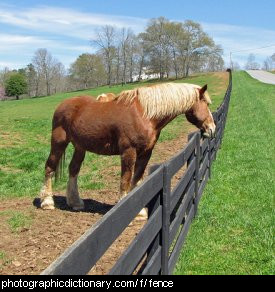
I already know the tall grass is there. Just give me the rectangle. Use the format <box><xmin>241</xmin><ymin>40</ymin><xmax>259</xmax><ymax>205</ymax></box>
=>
<box><xmin>174</xmin><ymin>71</ymin><xmax>274</xmax><ymax>275</ymax></box>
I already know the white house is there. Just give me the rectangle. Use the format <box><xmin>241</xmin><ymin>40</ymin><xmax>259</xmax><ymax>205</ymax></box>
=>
<box><xmin>132</xmin><ymin>67</ymin><xmax>160</xmax><ymax>82</ymax></box>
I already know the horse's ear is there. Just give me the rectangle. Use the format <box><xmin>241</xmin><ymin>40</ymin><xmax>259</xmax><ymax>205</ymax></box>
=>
<box><xmin>199</xmin><ymin>84</ymin><xmax>207</xmax><ymax>99</ymax></box>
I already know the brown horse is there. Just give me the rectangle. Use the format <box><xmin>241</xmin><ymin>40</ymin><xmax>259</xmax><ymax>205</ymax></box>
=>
<box><xmin>39</xmin><ymin>82</ymin><xmax>215</xmax><ymax>218</ymax></box>
<box><xmin>96</xmin><ymin>92</ymin><xmax>116</xmax><ymax>102</ymax></box>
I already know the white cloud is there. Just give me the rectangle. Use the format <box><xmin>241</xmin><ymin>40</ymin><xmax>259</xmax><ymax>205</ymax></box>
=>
<box><xmin>0</xmin><ymin>33</ymin><xmax>96</xmax><ymax>69</ymax></box>
<box><xmin>0</xmin><ymin>5</ymin><xmax>147</xmax><ymax>40</ymax></box>
<box><xmin>0</xmin><ymin>5</ymin><xmax>147</xmax><ymax>69</ymax></box>
<box><xmin>201</xmin><ymin>22</ymin><xmax>275</xmax><ymax>66</ymax></box>
<box><xmin>0</xmin><ymin>4</ymin><xmax>274</xmax><ymax>70</ymax></box>
<box><xmin>0</xmin><ymin>61</ymin><xmax>19</xmax><ymax>68</ymax></box>
<box><xmin>0</xmin><ymin>34</ymin><xmax>52</xmax><ymax>50</ymax></box>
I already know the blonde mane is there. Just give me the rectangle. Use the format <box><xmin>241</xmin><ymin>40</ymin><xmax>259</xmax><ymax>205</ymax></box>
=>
<box><xmin>116</xmin><ymin>83</ymin><xmax>212</xmax><ymax>119</ymax></box>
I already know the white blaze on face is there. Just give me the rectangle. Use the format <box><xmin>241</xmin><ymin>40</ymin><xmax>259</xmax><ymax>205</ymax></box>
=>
<box><xmin>202</xmin><ymin>108</ymin><xmax>216</xmax><ymax>138</ymax></box>
<box><xmin>208</xmin><ymin>108</ymin><xmax>216</xmax><ymax>135</ymax></box>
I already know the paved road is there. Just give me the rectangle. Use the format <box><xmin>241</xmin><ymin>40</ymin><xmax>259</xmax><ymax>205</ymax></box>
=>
<box><xmin>246</xmin><ymin>70</ymin><xmax>275</xmax><ymax>85</ymax></box>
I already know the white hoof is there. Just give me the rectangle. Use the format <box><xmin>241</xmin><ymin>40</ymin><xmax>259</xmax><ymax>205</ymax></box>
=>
<box><xmin>41</xmin><ymin>196</ymin><xmax>55</xmax><ymax>210</ymax></box>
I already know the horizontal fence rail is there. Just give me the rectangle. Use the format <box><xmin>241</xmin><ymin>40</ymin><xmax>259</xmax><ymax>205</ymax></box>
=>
<box><xmin>42</xmin><ymin>69</ymin><xmax>232</xmax><ymax>275</ymax></box>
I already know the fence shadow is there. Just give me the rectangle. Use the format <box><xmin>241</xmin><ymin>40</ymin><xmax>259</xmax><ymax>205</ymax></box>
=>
<box><xmin>33</xmin><ymin>195</ymin><xmax>113</xmax><ymax>215</ymax></box>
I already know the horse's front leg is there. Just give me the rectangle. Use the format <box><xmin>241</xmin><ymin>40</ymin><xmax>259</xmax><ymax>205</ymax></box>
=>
<box><xmin>130</xmin><ymin>150</ymin><xmax>153</xmax><ymax>220</ymax></box>
<box><xmin>120</xmin><ymin>147</ymin><xmax>136</xmax><ymax>199</ymax></box>
<box><xmin>131</xmin><ymin>150</ymin><xmax>152</xmax><ymax>190</ymax></box>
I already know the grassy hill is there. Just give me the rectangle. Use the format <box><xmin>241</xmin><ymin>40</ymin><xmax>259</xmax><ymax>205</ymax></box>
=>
<box><xmin>0</xmin><ymin>72</ymin><xmax>228</xmax><ymax>199</ymax></box>
<box><xmin>174</xmin><ymin>71</ymin><xmax>274</xmax><ymax>275</ymax></box>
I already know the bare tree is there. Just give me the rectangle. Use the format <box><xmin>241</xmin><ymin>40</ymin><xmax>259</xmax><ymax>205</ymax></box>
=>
<box><xmin>0</xmin><ymin>67</ymin><xmax>12</xmax><ymax>87</ymax></box>
<box><xmin>25</xmin><ymin>63</ymin><xmax>38</xmax><ymax>97</ymax></box>
<box><xmin>138</xmin><ymin>18</ymin><xmax>219</xmax><ymax>79</ymax></box>
<box><xmin>166</xmin><ymin>22</ymin><xmax>183</xmax><ymax>79</ymax></box>
<box><xmin>92</xmin><ymin>25</ymin><xmax>116</xmax><ymax>86</ymax></box>
<box><xmin>0</xmin><ymin>86</ymin><xmax>5</xmax><ymax>100</ymax></box>
<box><xmin>139</xmin><ymin>17</ymin><xmax>172</xmax><ymax>80</ymax></box>
<box><xmin>51</xmin><ymin>62</ymin><xmax>66</xmax><ymax>94</ymax></box>
<box><xmin>89</xmin><ymin>18</ymin><xmax>224</xmax><ymax>85</ymax></box>
<box><xmin>245</xmin><ymin>54</ymin><xmax>260</xmax><ymax>70</ymax></box>
<box><xmin>203</xmin><ymin>45</ymin><xmax>224</xmax><ymax>72</ymax></box>
<box><xmin>127</xmin><ymin>35</ymin><xmax>138</xmax><ymax>82</ymax></box>
<box><xmin>262</xmin><ymin>57</ymin><xmax>273</xmax><ymax>71</ymax></box>
<box><xmin>114</xmin><ymin>44</ymin><xmax>121</xmax><ymax>84</ymax></box>
<box><xmin>33</xmin><ymin>49</ymin><xmax>50</xmax><ymax>95</ymax></box>
<box><xmin>181</xmin><ymin>20</ymin><xmax>214</xmax><ymax>77</ymax></box>
<box><xmin>32</xmin><ymin>49</ymin><xmax>64</xmax><ymax>96</ymax></box>
<box><xmin>119</xmin><ymin>28</ymin><xmax>135</xmax><ymax>84</ymax></box>
<box><xmin>136</xmin><ymin>37</ymin><xmax>146</xmax><ymax>82</ymax></box>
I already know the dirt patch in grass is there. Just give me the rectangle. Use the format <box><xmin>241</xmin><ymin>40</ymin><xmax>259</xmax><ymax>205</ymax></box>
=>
<box><xmin>212</xmin><ymin>72</ymin><xmax>229</xmax><ymax>92</ymax></box>
<box><xmin>0</xmin><ymin>131</ymin><xmax>23</xmax><ymax>148</ymax></box>
<box><xmin>0</xmin><ymin>124</ymin><xmax>196</xmax><ymax>275</ymax></box>
<box><xmin>0</xmin><ymin>165</ymin><xmax>23</xmax><ymax>174</ymax></box>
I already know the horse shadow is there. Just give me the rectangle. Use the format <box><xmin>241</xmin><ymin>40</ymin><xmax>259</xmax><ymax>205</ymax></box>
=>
<box><xmin>33</xmin><ymin>195</ymin><xmax>113</xmax><ymax>215</ymax></box>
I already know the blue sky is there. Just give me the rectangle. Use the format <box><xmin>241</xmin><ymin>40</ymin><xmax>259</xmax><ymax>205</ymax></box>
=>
<box><xmin>1</xmin><ymin>0</ymin><xmax>275</xmax><ymax>70</ymax></box>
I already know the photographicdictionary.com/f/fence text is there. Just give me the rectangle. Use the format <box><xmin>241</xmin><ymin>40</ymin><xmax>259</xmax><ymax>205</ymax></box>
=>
<box><xmin>1</xmin><ymin>278</ymin><xmax>175</xmax><ymax>290</ymax></box>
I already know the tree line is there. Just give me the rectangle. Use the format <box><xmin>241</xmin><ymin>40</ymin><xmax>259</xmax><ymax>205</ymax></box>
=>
<box><xmin>244</xmin><ymin>53</ymin><xmax>275</xmax><ymax>71</ymax></box>
<box><xmin>0</xmin><ymin>17</ymin><xmax>225</xmax><ymax>100</ymax></box>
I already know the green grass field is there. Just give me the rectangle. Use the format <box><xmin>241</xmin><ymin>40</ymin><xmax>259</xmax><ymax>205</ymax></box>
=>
<box><xmin>174</xmin><ymin>71</ymin><xmax>274</xmax><ymax>275</ymax></box>
<box><xmin>0</xmin><ymin>73</ymin><xmax>226</xmax><ymax>199</ymax></box>
<box><xmin>1</xmin><ymin>71</ymin><xmax>273</xmax><ymax>275</ymax></box>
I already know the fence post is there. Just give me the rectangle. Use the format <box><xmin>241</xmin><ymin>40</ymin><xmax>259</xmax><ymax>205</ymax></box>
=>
<box><xmin>146</xmin><ymin>164</ymin><xmax>162</xmax><ymax>275</ymax></box>
<box><xmin>187</xmin><ymin>133</ymin><xmax>196</xmax><ymax>167</ymax></box>
<box><xmin>161</xmin><ymin>164</ymin><xmax>170</xmax><ymax>275</ymax></box>
<box><xmin>221</xmin><ymin>106</ymin><xmax>226</xmax><ymax>144</ymax></box>
<box><xmin>209</xmin><ymin>111</ymin><xmax>217</xmax><ymax>179</ymax></box>
<box><xmin>208</xmin><ymin>137</ymin><xmax>212</xmax><ymax>179</ymax></box>
<box><xmin>193</xmin><ymin>132</ymin><xmax>201</xmax><ymax>217</ymax></box>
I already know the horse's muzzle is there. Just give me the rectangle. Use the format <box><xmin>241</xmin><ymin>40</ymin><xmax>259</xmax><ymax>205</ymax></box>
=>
<box><xmin>202</xmin><ymin>128</ymin><xmax>216</xmax><ymax>139</ymax></box>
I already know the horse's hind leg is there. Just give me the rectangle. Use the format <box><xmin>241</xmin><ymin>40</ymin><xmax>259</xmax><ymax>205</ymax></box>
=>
<box><xmin>66</xmin><ymin>147</ymin><xmax>86</xmax><ymax>210</ymax></box>
<box><xmin>40</xmin><ymin>126</ymin><xmax>68</xmax><ymax>210</ymax></box>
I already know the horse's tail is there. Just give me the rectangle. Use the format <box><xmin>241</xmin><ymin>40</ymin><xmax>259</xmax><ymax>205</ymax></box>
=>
<box><xmin>55</xmin><ymin>149</ymin><xmax>66</xmax><ymax>183</ymax></box>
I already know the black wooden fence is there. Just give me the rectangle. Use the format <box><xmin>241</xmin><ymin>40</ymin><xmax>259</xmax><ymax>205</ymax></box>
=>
<box><xmin>41</xmin><ymin>69</ymin><xmax>232</xmax><ymax>275</ymax></box>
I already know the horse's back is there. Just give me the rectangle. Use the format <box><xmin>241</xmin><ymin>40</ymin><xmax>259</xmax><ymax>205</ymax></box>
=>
<box><xmin>53</xmin><ymin>96</ymin><xmax>95</xmax><ymax>126</ymax></box>
<box><xmin>53</xmin><ymin>95</ymin><xmax>120</xmax><ymax>130</ymax></box>
<box><xmin>57</xmin><ymin>95</ymin><xmax>95</xmax><ymax>109</ymax></box>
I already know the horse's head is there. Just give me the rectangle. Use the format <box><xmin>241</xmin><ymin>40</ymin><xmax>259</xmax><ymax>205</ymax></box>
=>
<box><xmin>185</xmin><ymin>84</ymin><xmax>216</xmax><ymax>138</ymax></box>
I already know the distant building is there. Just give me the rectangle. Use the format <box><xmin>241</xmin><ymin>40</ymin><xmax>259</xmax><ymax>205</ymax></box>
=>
<box><xmin>132</xmin><ymin>67</ymin><xmax>160</xmax><ymax>82</ymax></box>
